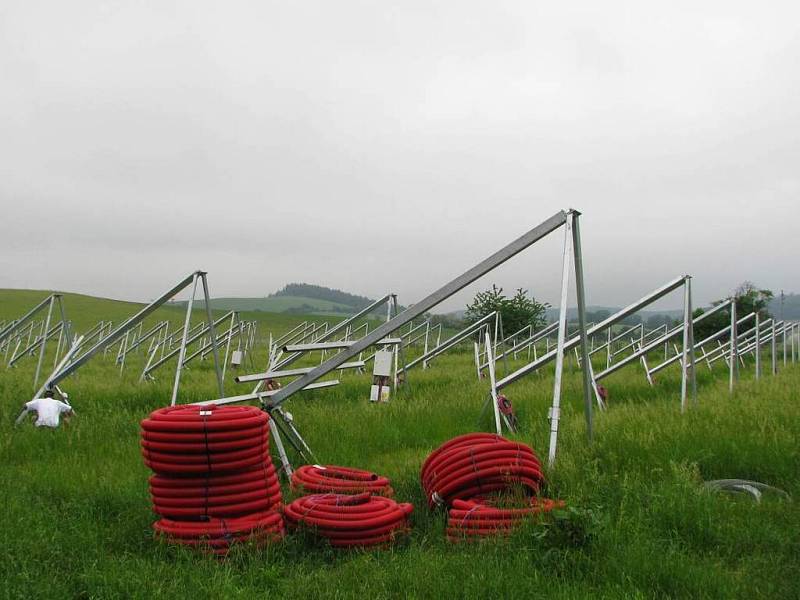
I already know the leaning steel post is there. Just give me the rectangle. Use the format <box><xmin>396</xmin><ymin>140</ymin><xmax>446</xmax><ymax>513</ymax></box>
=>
<box><xmin>200</xmin><ymin>272</ymin><xmax>225</xmax><ymax>398</ymax></box>
<box><xmin>170</xmin><ymin>274</ymin><xmax>200</xmax><ymax>406</ymax></box>
<box><xmin>571</xmin><ymin>210</ymin><xmax>596</xmax><ymax>441</ymax></box>
<box><xmin>33</xmin><ymin>295</ymin><xmax>56</xmax><ymax>390</ymax></box>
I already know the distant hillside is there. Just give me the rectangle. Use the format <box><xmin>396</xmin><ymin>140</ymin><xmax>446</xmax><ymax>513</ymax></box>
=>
<box><xmin>273</xmin><ymin>284</ymin><xmax>376</xmax><ymax>310</ymax></box>
<box><xmin>191</xmin><ymin>283</ymin><xmax>399</xmax><ymax>317</ymax></box>
<box><xmin>193</xmin><ymin>295</ymin><xmax>356</xmax><ymax>316</ymax></box>
<box><xmin>0</xmin><ymin>288</ymin><xmax>191</xmax><ymax>332</ymax></box>
<box><xmin>0</xmin><ymin>288</ymin><xmax>345</xmax><ymax>340</ymax></box>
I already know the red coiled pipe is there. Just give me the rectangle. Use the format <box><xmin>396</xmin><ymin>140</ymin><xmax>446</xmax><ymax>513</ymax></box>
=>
<box><xmin>284</xmin><ymin>492</ymin><xmax>413</xmax><ymax>548</ymax></box>
<box><xmin>141</xmin><ymin>405</ymin><xmax>284</xmax><ymax>552</ymax></box>
<box><xmin>446</xmin><ymin>497</ymin><xmax>565</xmax><ymax>541</ymax></box>
<box><xmin>291</xmin><ymin>465</ymin><xmax>394</xmax><ymax>497</ymax></box>
<box><xmin>148</xmin><ymin>464</ymin><xmax>283</xmax><ymax>518</ymax></box>
<box><xmin>154</xmin><ymin>510</ymin><xmax>285</xmax><ymax>556</ymax></box>
<box><xmin>140</xmin><ymin>405</ymin><xmax>270</xmax><ymax>475</ymax></box>
<box><xmin>420</xmin><ymin>433</ymin><xmax>544</xmax><ymax>507</ymax></box>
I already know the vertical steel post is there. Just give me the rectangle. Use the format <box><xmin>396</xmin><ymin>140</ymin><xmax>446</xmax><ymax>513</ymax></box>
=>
<box><xmin>498</xmin><ymin>314</ymin><xmax>509</xmax><ymax>375</ymax></box>
<box><xmin>221</xmin><ymin>312</ymin><xmax>236</xmax><ymax>382</ymax></box>
<box><xmin>485</xmin><ymin>330</ymin><xmax>502</xmax><ymax>435</ymax></box>
<box><xmin>119</xmin><ymin>331</ymin><xmax>129</xmax><ymax>374</ymax></box>
<box><xmin>679</xmin><ymin>277</ymin><xmax>695</xmax><ymax>412</ymax></box>
<box><xmin>422</xmin><ymin>321</ymin><xmax>430</xmax><ymax>368</ymax></box>
<box><xmin>771</xmin><ymin>320</ymin><xmax>778</xmax><ymax>375</ymax></box>
<box><xmin>783</xmin><ymin>321</ymin><xmax>787</xmax><ymax>366</ymax></box>
<box><xmin>754</xmin><ymin>312</ymin><xmax>761</xmax><ymax>380</ymax></box>
<box><xmin>547</xmin><ymin>217</ymin><xmax>573</xmax><ymax>467</ymax></box>
<box><xmin>33</xmin><ymin>296</ymin><xmax>55</xmax><ymax>390</ymax></box>
<box><xmin>688</xmin><ymin>283</ymin><xmax>697</xmax><ymax>403</ymax></box>
<box><xmin>268</xmin><ymin>418</ymin><xmax>293</xmax><ymax>478</ymax></box>
<box><xmin>571</xmin><ymin>212</ymin><xmax>596</xmax><ymax>438</ymax></box>
<box><xmin>170</xmin><ymin>275</ymin><xmax>199</xmax><ymax>406</ymax></box>
<box><xmin>200</xmin><ymin>273</ymin><xmax>225</xmax><ymax>398</ymax></box>
<box><xmin>53</xmin><ymin>322</ymin><xmax>64</xmax><ymax>367</ymax></box>
<box><xmin>729</xmin><ymin>299</ymin><xmax>738</xmax><ymax>393</ymax></box>
<box><xmin>392</xmin><ymin>295</ymin><xmax>403</xmax><ymax>388</ymax></box>
<box><xmin>56</xmin><ymin>295</ymin><xmax>71</xmax><ymax>348</ymax></box>
<box><xmin>27</xmin><ymin>321</ymin><xmax>37</xmax><ymax>349</ymax></box>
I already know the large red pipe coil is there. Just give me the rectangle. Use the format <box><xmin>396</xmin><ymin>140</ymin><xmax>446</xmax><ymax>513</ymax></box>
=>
<box><xmin>141</xmin><ymin>405</ymin><xmax>284</xmax><ymax>552</ymax></box>
<box><xmin>420</xmin><ymin>433</ymin><xmax>545</xmax><ymax>508</ymax></box>
<box><xmin>141</xmin><ymin>405</ymin><xmax>271</xmax><ymax>475</ymax></box>
<box><xmin>148</xmin><ymin>464</ymin><xmax>283</xmax><ymax>518</ymax></box>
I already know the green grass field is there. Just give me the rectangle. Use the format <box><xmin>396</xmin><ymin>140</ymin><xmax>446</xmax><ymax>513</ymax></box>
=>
<box><xmin>1</xmin><ymin>291</ymin><xmax>798</xmax><ymax>599</ymax></box>
<box><xmin>0</xmin><ymin>289</ymin><xmax>360</xmax><ymax>334</ymax></box>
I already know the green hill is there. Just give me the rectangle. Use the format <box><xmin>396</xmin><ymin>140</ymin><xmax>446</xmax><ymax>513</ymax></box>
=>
<box><xmin>0</xmin><ymin>289</ymin><xmax>342</xmax><ymax>339</ymax></box>
<box><xmin>197</xmin><ymin>295</ymin><xmax>356</xmax><ymax>316</ymax></box>
<box><xmin>273</xmin><ymin>283</ymin><xmax>376</xmax><ymax>310</ymax></box>
<box><xmin>190</xmin><ymin>283</ymin><xmax>400</xmax><ymax>317</ymax></box>
<box><xmin>0</xmin><ymin>289</ymin><xmax>187</xmax><ymax>332</ymax></box>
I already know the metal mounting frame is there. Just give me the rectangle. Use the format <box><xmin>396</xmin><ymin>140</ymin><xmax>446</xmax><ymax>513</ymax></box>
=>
<box><xmin>39</xmin><ymin>271</ymin><xmax>224</xmax><ymax>408</ymax></box>
<box><xmin>256</xmin><ymin>209</ymin><xmax>593</xmax><ymax>469</ymax></box>
<box><xmin>494</xmin><ymin>275</ymin><xmax>698</xmax><ymax>424</ymax></box>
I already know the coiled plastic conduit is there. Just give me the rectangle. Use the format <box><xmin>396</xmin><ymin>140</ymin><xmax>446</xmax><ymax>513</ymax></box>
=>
<box><xmin>154</xmin><ymin>511</ymin><xmax>285</xmax><ymax>556</ymax></box>
<box><xmin>148</xmin><ymin>466</ymin><xmax>282</xmax><ymax>518</ymax></box>
<box><xmin>140</xmin><ymin>405</ymin><xmax>284</xmax><ymax>554</ymax></box>
<box><xmin>446</xmin><ymin>497</ymin><xmax>565</xmax><ymax>541</ymax></box>
<box><xmin>141</xmin><ymin>405</ymin><xmax>271</xmax><ymax>474</ymax></box>
<box><xmin>284</xmin><ymin>492</ymin><xmax>413</xmax><ymax>548</ymax></box>
<box><xmin>291</xmin><ymin>464</ymin><xmax>394</xmax><ymax>497</ymax></box>
<box><xmin>420</xmin><ymin>433</ymin><xmax>545</xmax><ymax>508</ymax></box>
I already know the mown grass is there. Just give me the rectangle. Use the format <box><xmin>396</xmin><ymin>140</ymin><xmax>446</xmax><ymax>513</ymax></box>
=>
<box><xmin>0</xmin><ymin>303</ymin><xmax>799</xmax><ymax>598</ymax></box>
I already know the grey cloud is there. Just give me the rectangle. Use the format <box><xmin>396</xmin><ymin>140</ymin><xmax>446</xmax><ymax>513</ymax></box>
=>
<box><xmin>1</xmin><ymin>1</ymin><xmax>798</xmax><ymax>312</ymax></box>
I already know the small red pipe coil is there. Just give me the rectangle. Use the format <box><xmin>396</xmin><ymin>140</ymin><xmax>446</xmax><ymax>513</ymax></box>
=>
<box><xmin>291</xmin><ymin>465</ymin><xmax>394</xmax><ymax>496</ymax></box>
<box><xmin>153</xmin><ymin>510</ymin><xmax>285</xmax><ymax>556</ymax></box>
<box><xmin>446</xmin><ymin>497</ymin><xmax>565</xmax><ymax>541</ymax></box>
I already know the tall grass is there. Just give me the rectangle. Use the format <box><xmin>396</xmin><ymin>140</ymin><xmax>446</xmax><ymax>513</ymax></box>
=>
<box><xmin>0</xmin><ymin>304</ymin><xmax>798</xmax><ymax>598</ymax></box>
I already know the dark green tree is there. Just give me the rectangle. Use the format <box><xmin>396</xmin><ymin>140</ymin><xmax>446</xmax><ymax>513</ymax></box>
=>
<box><xmin>693</xmin><ymin>281</ymin><xmax>773</xmax><ymax>341</ymax></box>
<box><xmin>465</xmin><ymin>286</ymin><xmax>550</xmax><ymax>335</ymax></box>
<box><xmin>734</xmin><ymin>281</ymin><xmax>774</xmax><ymax>319</ymax></box>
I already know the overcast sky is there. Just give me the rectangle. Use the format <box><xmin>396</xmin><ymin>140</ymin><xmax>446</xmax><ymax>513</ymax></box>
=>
<box><xmin>2</xmin><ymin>1</ymin><xmax>798</xmax><ymax>312</ymax></box>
